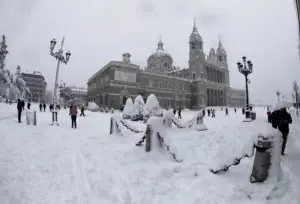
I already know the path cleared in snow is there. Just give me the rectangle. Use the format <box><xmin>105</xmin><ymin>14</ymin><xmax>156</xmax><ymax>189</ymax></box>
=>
<box><xmin>0</xmin><ymin>103</ymin><xmax>300</xmax><ymax>204</ymax></box>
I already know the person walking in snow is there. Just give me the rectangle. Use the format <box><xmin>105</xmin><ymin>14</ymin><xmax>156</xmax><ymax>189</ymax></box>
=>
<box><xmin>43</xmin><ymin>103</ymin><xmax>46</xmax><ymax>112</ymax></box>
<box><xmin>27</xmin><ymin>101</ymin><xmax>31</xmax><ymax>110</ymax></box>
<box><xmin>173</xmin><ymin>108</ymin><xmax>176</xmax><ymax>116</ymax></box>
<box><xmin>270</xmin><ymin>108</ymin><xmax>292</xmax><ymax>155</ymax></box>
<box><xmin>80</xmin><ymin>105</ymin><xmax>85</xmax><ymax>117</ymax></box>
<box><xmin>225</xmin><ymin>108</ymin><xmax>228</xmax><ymax>116</ymax></box>
<box><xmin>17</xmin><ymin>99</ymin><xmax>23</xmax><ymax>123</ymax></box>
<box><xmin>69</xmin><ymin>103</ymin><xmax>78</xmax><ymax>128</ymax></box>
<box><xmin>207</xmin><ymin>109</ymin><xmax>211</xmax><ymax>117</ymax></box>
<box><xmin>178</xmin><ymin>108</ymin><xmax>182</xmax><ymax>119</ymax></box>
<box><xmin>242</xmin><ymin>108</ymin><xmax>245</xmax><ymax>115</ymax></box>
<box><xmin>202</xmin><ymin>109</ymin><xmax>206</xmax><ymax>117</ymax></box>
<box><xmin>21</xmin><ymin>100</ymin><xmax>25</xmax><ymax>111</ymax></box>
<box><xmin>39</xmin><ymin>103</ymin><xmax>42</xmax><ymax>112</ymax></box>
<box><xmin>211</xmin><ymin>109</ymin><xmax>215</xmax><ymax>118</ymax></box>
<box><xmin>234</xmin><ymin>108</ymin><xmax>237</xmax><ymax>113</ymax></box>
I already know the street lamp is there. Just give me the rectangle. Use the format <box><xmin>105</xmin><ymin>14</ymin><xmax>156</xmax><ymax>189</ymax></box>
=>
<box><xmin>276</xmin><ymin>90</ymin><xmax>281</xmax><ymax>102</ymax></box>
<box><xmin>237</xmin><ymin>56</ymin><xmax>253</xmax><ymax>121</ymax></box>
<box><xmin>49</xmin><ymin>37</ymin><xmax>71</xmax><ymax>126</ymax></box>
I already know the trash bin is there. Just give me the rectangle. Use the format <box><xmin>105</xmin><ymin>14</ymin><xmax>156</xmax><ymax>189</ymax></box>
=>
<box><xmin>250</xmin><ymin>135</ymin><xmax>274</xmax><ymax>183</ymax></box>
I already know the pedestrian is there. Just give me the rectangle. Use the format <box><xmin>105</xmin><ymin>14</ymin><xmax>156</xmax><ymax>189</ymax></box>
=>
<box><xmin>69</xmin><ymin>103</ymin><xmax>78</xmax><ymax>128</ymax></box>
<box><xmin>202</xmin><ymin>109</ymin><xmax>206</xmax><ymax>117</ymax></box>
<box><xmin>21</xmin><ymin>100</ymin><xmax>25</xmax><ymax>111</ymax></box>
<box><xmin>207</xmin><ymin>109</ymin><xmax>211</xmax><ymax>117</ymax></box>
<box><xmin>39</xmin><ymin>103</ymin><xmax>42</xmax><ymax>112</ymax></box>
<box><xmin>211</xmin><ymin>109</ymin><xmax>215</xmax><ymax>118</ymax></box>
<box><xmin>17</xmin><ymin>99</ymin><xmax>23</xmax><ymax>123</ymax></box>
<box><xmin>234</xmin><ymin>108</ymin><xmax>237</xmax><ymax>113</ymax></box>
<box><xmin>225</xmin><ymin>108</ymin><xmax>228</xmax><ymax>116</ymax></box>
<box><xmin>80</xmin><ymin>105</ymin><xmax>85</xmax><ymax>116</ymax></box>
<box><xmin>178</xmin><ymin>108</ymin><xmax>182</xmax><ymax>119</ymax></box>
<box><xmin>242</xmin><ymin>108</ymin><xmax>245</xmax><ymax>115</ymax></box>
<box><xmin>43</xmin><ymin>103</ymin><xmax>46</xmax><ymax>112</ymax></box>
<box><xmin>270</xmin><ymin>108</ymin><xmax>292</xmax><ymax>155</ymax></box>
<box><xmin>173</xmin><ymin>108</ymin><xmax>176</xmax><ymax>116</ymax></box>
<box><xmin>27</xmin><ymin>101</ymin><xmax>31</xmax><ymax>110</ymax></box>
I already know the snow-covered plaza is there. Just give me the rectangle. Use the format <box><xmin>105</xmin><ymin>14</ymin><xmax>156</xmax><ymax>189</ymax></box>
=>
<box><xmin>1</xmin><ymin>103</ymin><xmax>300</xmax><ymax>204</ymax></box>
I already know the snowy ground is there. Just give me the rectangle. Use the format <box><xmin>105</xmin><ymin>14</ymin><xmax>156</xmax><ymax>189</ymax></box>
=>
<box><xmin>0</xmin><ymin>103</ymin><xmax>300</xmax><ymax>204</ymax></box>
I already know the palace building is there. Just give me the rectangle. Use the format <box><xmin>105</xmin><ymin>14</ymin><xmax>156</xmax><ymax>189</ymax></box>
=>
<box><xmin>87</xmin><ymin>21</ymin><xmax>245</xmax><ymax>109</ymax></box>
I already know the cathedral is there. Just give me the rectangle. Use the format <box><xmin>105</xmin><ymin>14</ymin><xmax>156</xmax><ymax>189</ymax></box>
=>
<box><xmin>87</xmin><ymin>21</ymin><xmax>245</xmax><ymax>109</ymax></box>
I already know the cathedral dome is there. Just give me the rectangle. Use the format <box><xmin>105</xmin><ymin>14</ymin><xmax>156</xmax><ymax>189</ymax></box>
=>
<box><xmin>147</xmin><ymin>39</ymin><xmax>173</xmax><ymax>72</ymax></box>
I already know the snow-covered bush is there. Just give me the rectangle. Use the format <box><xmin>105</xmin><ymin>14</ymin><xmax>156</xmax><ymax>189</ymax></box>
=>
<box><xmin>144</xmin><ymin>94</ymin><xmax>162</xmax><ymax>117</ymax></box>
<box><xmin>131</xmin><ymin>95</ymin><xmax>145</xmax><ymax>121</ymax></box>
<box><xmin>123</xmin><ymin>98</ymin><xmax>134</xmax><ymax>119</ymax></box>
<box><xmin>87</xmin><ymin>102</ymin><xmax>99</xmax><ymax>112</ymax></box>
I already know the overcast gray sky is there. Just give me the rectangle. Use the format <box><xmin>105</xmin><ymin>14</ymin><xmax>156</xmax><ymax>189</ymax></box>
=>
<box><xmin>1</xmin><ymin>0</ymin><xmax>300</xmax><ymax>104</ymax></box>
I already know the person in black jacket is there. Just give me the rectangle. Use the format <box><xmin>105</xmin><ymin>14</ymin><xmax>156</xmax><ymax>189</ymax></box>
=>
<box><xmin>270</xmin><ymin>108</ymin><xmax>293</xmax><ymax>155</ymax></box>
<box><xmin>17</xmin><ymin>99</ymin><xmax>23</xmax><ymax>123</ymax></box>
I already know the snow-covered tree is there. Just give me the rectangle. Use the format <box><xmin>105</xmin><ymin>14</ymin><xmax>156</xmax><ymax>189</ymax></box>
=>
<box><xmin>131</xmin><ymin>95</ymin><xmax>145</xmax><ymax>120</ymax></box>
<box><xmin>144</xmin><ymin>94</ymin><xmax>162</xmax><ymax>117</ymax></box>
<box><xmin>123</xmin><ymin>98</ymin><xmax>134</xmax><ymax>119</ymax></box>
<box><xmin>60</xmin><ymin>87</ymin><xmax>73</xmax><ymax>103</ymax></box>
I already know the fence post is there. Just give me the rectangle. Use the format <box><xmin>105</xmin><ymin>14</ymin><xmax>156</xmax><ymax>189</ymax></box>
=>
<box><xmin>33</xmin><ymin>111</ymin><xmax>37</xmax><ymax>126</ymax></box>
<box><xmin>26</xmin><ymin>111</ymin><xmax>30</xmax><ymax>125</ymax></box>
<box><xmin>145</xmin><ymin>124</ymin><xmax>152</xmax><ymax>152</ymax></box>
<box><xmin>109</xmin><ymin>117</ymin><xmax>113</xmax><ymax>134</ymax></box>
<box><xmin>250</xmin><ymin>135</ymin><xmax>273</xmax><ymax>183</ymax></box>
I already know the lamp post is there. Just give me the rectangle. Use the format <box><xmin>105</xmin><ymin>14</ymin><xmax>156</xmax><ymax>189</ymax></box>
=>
<box><xmin>49</xmin><ymin>37</ymin><xmax>71</xmax><ymax>126</ymax></box>
<box><xmin>237</xmin><ymin>56</ymin><xmax>253</xmax><ymax>121</ymax></box>
<box><xmin>276</xmin><ymin>90</ymin><xmax>281</xmax><ymax>102</ymax></box>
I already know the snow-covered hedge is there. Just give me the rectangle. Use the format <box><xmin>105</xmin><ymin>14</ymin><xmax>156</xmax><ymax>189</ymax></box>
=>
<box><xmin>87</xmin><ymin>102</ymin><xmax>99</xmax><ymax>112</ymax></box>
<box><xmin>123</xmin><ymin>98</ymin><xmax>134</xmax><ymax>119</ymax></box>
<box><xmin>144</xmin><ymin>94</ymin><xmax>162</xmax><ymax>117</ymax></box>
<box><xmin>131</xmin><ymin>95</ymin><xmax>145</xmax><ymax>121</ymax></box>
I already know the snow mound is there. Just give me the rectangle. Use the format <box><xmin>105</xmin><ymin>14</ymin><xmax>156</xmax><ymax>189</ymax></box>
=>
<box><xmin>131</xmin><ymin>95</ymin><xmax>145</xmax><ymax>120</ymax></box>
<box><xmin>123</xmin><ymin>98</ymin><xmax>134</xmax><ymax>118</ymax></box>
<box><xmin>87</xmin><ymin>102</ymin><xmax>99</xmax><ymax>112</ymax></box>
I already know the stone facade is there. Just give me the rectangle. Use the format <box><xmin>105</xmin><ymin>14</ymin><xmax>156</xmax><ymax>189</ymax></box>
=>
<box><xmin>87</xmin><ymin>21</ymin><xmax>245</xmax><ymax>109</ymax></box>
<box><xmin>21</xmin><ymin>71</ymin><xmax>47</xmax><ymax>102</ymax></box>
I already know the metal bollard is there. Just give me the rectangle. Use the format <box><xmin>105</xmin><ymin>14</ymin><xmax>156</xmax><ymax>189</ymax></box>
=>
<box><xmin>145</xmin><ymin>124</ymin><xmax>152</xmax><ymax>152</ymax></box>
<box><xmin>250</xmin><ymin>135</ymin><xmax>273</xmax><ymax>183</ymax></box>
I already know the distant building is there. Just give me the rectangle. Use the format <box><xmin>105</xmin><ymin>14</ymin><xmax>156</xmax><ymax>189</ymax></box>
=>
<box><xmin>87</xmin><ymin>21</ymin><xmax>245</xmax><ymax>109</ymax></box>
<box><xmin>21</xmin><ymin>71</ymin><xmax>47</xmax><ymax>102</ymax></box>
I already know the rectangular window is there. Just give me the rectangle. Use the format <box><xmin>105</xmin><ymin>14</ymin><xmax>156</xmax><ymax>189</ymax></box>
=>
<box><xmin>192</xmin><ymin>73</ymin><xmax>196</xmax><ymax>80</ymax></box>
<box><xmin>159</xmin><ymin>81</ymin><xmax>162</xmax><ymax>88</ymax></box>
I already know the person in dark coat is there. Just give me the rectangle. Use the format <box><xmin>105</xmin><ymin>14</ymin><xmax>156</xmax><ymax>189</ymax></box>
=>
<box><xmin>202</xmin><ymin>109</ymin><xmax>206</xmax><ymax>117</ymax></box>
<box><xmin>270</xmin><ymin>108</ymin><xmax>292</xmax><ymax>155</ymax></box>
<box><xmin>39</xmin><ymin>103</ymin><xmax>42</xmax><ymax>112</ymax></box>
<box><xmin>43</xmin><ymin>103</ymin><xmax>46</xmax><ymax>112</ymax></box>
<box><xmin>242</xmin><ymin>108</ymin><xmax>245</xmax><ymax>115</ymax></box>
<box><xmin>17</xmin><ymin>99</ymin><xmax>23</xmax><ymax>123</ymax></box>
<box><xmin>234</xmin><ymin>108</ymin><xmax>237</xmax><ymax>113</ymax></box>
<box><xmin>225</xmin><ymin>108</ymin><xmax>228</xmax><ymax>116</ymax></box>
<box><xmin>21</xmin><ymin>100</ymin><xmax>25</xmax><ymax>111</ymax></box>
<box><xmin>178</xmin><ymin>108</ymin><xmax>182</xmax><ymax>119</ymax></box>
<box><xmin>69</xmin><ymin>104</ymin><xmax>78</xmax><ymax>128</ymax></box>
<box><xmin>211</xmin><ymin>109</ymin><xmax>215</xmax><ymax>118</ymax></box>
<box><xmin>173</xmin><ymin>109</ymin><xmax>176</xmax><ymax>116</ymax></box>
<box><xmin>207</xmin><ymin>109</ymin><xmax>211</xmax><ymax>117</ymax></box>
<box><xmin>27</xmin><ymin>101</ymin><xmax>31</xmax><ymax>110</ymax></box>
<box><xmin>80</xmin><ymin>106</ymin><xmax>85</xmax><ymax>117</ymax></box>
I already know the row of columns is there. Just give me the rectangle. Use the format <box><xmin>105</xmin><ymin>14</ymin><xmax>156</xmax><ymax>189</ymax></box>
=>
<box><xmin>207</xmin><ymin>67</ymin><xmax>225</xmax><ymax>84</ymax></box>
<box><xmin>207</xmin><ymin>88</ymin><xmax>224</xmax><ymax>106</ymax></box>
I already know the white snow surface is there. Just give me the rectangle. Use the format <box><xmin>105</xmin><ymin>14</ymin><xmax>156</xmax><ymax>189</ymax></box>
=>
<box><xmin>123</xmin><ymin>98</ymin><xmax>134</xmax><ymax>117</ymax></box>
<box><xmin>1</xmin><ymin>104</ymin><xmax>300</xmax><ymax>203</ymax></box>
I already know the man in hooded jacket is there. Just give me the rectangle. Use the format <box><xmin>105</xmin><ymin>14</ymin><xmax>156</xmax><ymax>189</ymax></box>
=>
<box><xmin>270</xmin><ymin>108</ymin><xmax>292</xmax><ymax>155</ymax></box>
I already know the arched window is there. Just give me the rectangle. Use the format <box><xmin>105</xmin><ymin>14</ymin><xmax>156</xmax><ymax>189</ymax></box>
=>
<box><xmin>191</xmin><ymin>42</ymin><xmax>195</xmax><ymax>49</ymax></box>
<box><xmin>159</xmin><ymin>81</ymin><xmax>162</xmax><ymax>88</ymax></box>
<box><xmin>192</xmin><ymin>72</ymin><xmax>196</xmax><ymax>80</ymax></box>
<box><xmin>164</xmin><ymin>62</ymin><xmax>169</xmax><ymax>68</ymax></box>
